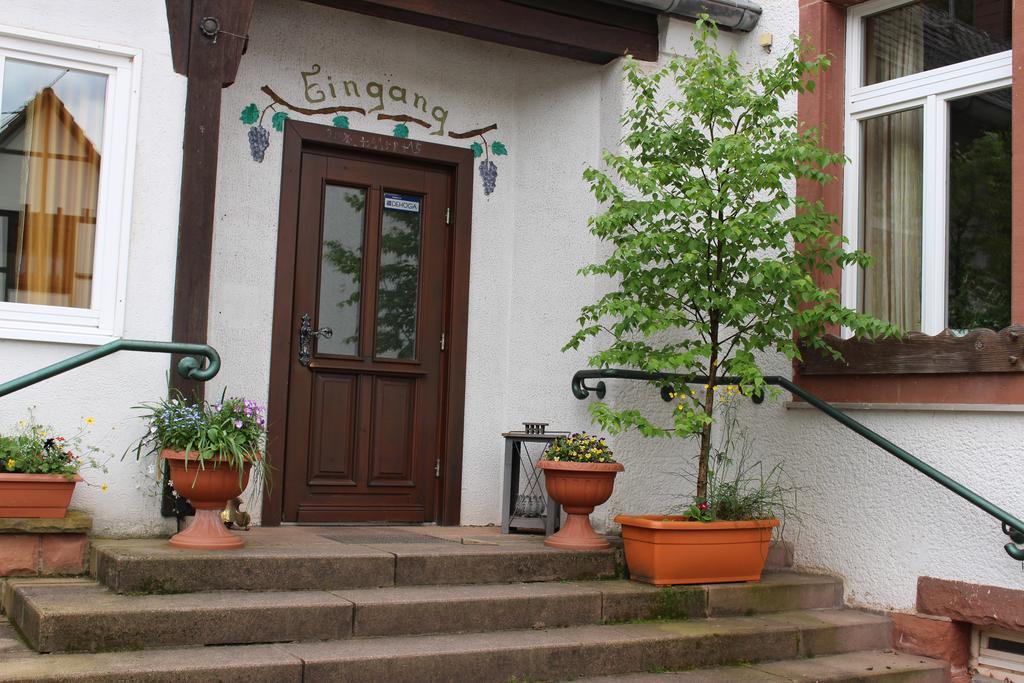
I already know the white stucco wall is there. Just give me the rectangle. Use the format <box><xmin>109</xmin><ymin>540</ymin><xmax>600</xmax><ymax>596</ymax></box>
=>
<box><xmin>0</xmin><ymin>2</ymin><xmax>186</xmax><ymax>536</ymax></box>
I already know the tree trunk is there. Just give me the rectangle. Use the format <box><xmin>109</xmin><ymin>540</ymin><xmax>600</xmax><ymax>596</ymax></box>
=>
<box><xmin>695</xmin><ymin>380</ymin><xmax>715</xmax><ymax>501</ymax></box>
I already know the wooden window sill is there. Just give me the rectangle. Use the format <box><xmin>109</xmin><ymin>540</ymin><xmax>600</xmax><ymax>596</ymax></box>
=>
<box><xmin>798</xmin><ymin>327</ymin><xmax>1024</xmax><ymax>376</ymax></box>
<box><xmin>785</xmin><ymin>401</ymin><xmax>1024</xmax><ymax>413</ymax></box>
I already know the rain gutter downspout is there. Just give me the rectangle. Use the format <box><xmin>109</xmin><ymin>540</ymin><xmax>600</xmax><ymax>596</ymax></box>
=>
<box><xmin>617</xmin><ymin>0</ymin><xmax>762</xmax><ymax>32</ymax></box>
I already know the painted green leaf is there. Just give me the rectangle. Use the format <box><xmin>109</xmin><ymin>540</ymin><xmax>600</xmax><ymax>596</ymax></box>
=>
<box><xmin>470</xmin><ymin>141</ymin><xmax>483</xmax><ymax>158</ymax></box>
<box><xmin>332</xmin><ymin>115</ymin><xmax>350</xmax><ymax>129</ymax></box>
<box><xmin>271</xmin><ymin>111</ymin><xmax>289</xmax><ymax>132</ymax></box>
<box><xmin>393</xmin><ymin>123</ymin><xmax>410</xmax><ymax>139</ymax></box>
<box><xmin>240</xmin><ymin>103</ymin><xmax>259</xmax><ymax>125</ymax></box>
<box><xmin>491</xmin><ymin>141</ymin><xmax>508</xmax><ymax>156</ymax></box>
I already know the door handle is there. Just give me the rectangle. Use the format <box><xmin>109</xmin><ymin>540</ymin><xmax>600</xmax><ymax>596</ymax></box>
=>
<box><xmin>299</xmin><ymin>313</ymin><xmax>333</xmax><ymax>367</ymax></box>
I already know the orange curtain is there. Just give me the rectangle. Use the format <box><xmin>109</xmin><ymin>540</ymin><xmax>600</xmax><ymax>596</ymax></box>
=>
<box><xmin>14</xmin><ymin>87</ymin><xmax>100</xmax><ymax>308</ymax></box>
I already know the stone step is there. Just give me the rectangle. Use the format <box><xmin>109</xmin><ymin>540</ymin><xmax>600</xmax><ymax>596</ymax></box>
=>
<box><xmin>572</xmin><ymin>650</ymin><xmax>949</xmax><ymax>682</ymax></box>
<box><xmin>89</xmin><ymin>536</ymin><xmax>621</xmax><ymax>593</ymax></box>
<box><xmin>0</xmin><ymin>609</ymin><xmax>893</xmax><ymax>682</ymax></box>
<box><xmin>5</xmin><ymin>572</ymin><xmax>842</xmax><ymax>653</ymax></box>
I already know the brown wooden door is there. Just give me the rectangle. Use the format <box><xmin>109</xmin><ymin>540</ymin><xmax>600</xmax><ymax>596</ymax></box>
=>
<box><xmin>281</xmin><ymin>152</ymin><xmax>451</xmax><ymax>523</ymax></box>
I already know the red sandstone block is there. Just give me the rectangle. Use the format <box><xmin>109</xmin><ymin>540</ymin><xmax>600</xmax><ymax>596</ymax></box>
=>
<box><xmin>918</xmin><ymin>575</ymin><xmax>1024</xmax><ymax>632</ymax></box>
<box><xmin>39</xmin><ymin>535</ymin><xmax>88</xmax><ymax>575</ymax></box>
<box><xmin>891</xmin><ymin>612</ymin><xmax>970</xmax><ymax>683</ymax></box>
<box><xmin>0</xmin><ymin>536</ymin><xmax>38</xmax><ymax>576</ymax></box>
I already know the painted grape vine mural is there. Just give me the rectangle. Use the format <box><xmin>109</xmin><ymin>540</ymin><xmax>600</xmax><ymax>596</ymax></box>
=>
<box><xmin>239</xmin><ymin>84</ymin><xmax>510</xmax><ymax>195</ymax></box>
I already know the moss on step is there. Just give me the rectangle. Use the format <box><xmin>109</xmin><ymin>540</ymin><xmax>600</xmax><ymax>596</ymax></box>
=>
<box><xmin>650</xmin><ymin>586</ymin><xmax>705</xmax><ymax>620</ymax></box>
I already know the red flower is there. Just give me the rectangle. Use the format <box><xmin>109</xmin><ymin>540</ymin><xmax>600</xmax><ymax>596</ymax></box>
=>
<box><xmin>698</xmin><ymin>501</ymin><xmax>709</xmax><ymax>512</ymax></box>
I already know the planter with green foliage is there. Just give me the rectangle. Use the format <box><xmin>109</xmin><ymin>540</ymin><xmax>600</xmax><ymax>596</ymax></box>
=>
<box><xmin>0</xmin><ymin>419</ymin><xmax>104</xmax><ymax>519</ymax></box>
<box><xmin>565</xmin><ymin>20</ymin><xmax>895</xmax><ymax>584</ymax></box>
<box><xmin>131</xmin><ymin>393</ymin><xmax>268</xmax><ymax>550</ymax></box>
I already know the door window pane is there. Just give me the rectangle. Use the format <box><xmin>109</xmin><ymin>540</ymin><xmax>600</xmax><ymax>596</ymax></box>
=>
<box><xmin>0</xmin><ymin>58</ymin><xmax>107</xmax><ymax>308</ymax></box>
<box><xmin>375</xmin><ymin>193</ymin><xmax>421</xmax><ymax>359</ymax></box>
<box><xmin>947</xmin><ymin>87</ymin><xmax>1011</xmax><ymax>331</ymax></box>
<box><xmin>864</xmin><ymin>0</ymin><xmax>1011</xmax><ymax>86</ymax></box>
<box><xmin>318</xmin><ymin>185</ymin><xmax>365</xmax><ymax>356</ymax></box>
<box><xmin>860</xmin><ymin>108</ymin><xmax>924</xmax><ymax>330</ymax></box>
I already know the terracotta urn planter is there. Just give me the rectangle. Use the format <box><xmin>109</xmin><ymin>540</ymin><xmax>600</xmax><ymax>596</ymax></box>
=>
<box><xmin>0</xmin><ymin>473</ymin><xmax>81</xmax><ymax>518</ymax></box>
<box><xmin>537</xmin><ymin>460</ymin><xmax>624</xmax><ymax>550</ymax></box>
<box><xmin>162</xmin><ymin>449</ymin><xmax>252</xmax><ymax>550</ymax></box>
<box><xmin>615</xmin><ymin>514</ymin><xmax>779</xmax><ymax>585</ymax></box>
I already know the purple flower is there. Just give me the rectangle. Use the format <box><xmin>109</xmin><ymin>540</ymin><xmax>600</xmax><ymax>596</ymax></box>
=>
<box><xmin>234</xmin><ymin>419</ymin><xmax>244</xmax><ymax>429</ymax></box>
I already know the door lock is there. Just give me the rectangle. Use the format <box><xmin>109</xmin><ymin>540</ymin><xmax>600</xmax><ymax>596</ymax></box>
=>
<box><xmin>298</xmin><ymin>313</ymin><xmax>333</xmax><ymax>366</ymax></box>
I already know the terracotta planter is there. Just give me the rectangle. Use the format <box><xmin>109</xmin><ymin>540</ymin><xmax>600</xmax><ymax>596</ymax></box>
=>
<box><xmin>0</xmin><ymin>473</ymin><xmax>81</xmax><ymax>518</ymax></box>
<box><xmin>615</xmin><ymin>514</ymin><xmax>779</xmax><ymax>585</ymax></box>
<box><xmin>162</xmin><ymin>449</ymin><xmax>252</xmax><ymax>550</ymax></box>
<box><xmin>537</xmin><ymin>460</ymin><xmax>624</xmax><ymax>550</ymax></box>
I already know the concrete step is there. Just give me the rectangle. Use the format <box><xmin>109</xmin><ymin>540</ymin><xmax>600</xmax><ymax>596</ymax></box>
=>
<box><xmin>89</xmin><ymin>536</ymin><xmax>621</xmax><ymax>593</ymax></box>
<box><xmin>5</xmin><ymin>572</ymin><xmax>842</xmax><ymax>653</ymax></box>
<box><xmin>572</xmin><ymin>650</ymin><xmax>949</xmax><ymax>682</ymax></box>
<box><xmin>0</xmin><ymin>609</ymin><xmax>893</xmax><ymax>682</ymax></box>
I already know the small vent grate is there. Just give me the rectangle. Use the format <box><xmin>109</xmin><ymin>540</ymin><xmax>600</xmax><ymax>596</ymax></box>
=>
<box><xmin>973</xmin><ymin>627</ymin><xmax>1024</xmax><ymax>682</ymax></box>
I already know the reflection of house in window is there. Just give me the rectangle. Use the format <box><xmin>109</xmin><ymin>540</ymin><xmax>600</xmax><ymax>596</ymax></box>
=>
<box><xmin>0</xmin><ymin>86</ymin><xmax>100</xmax><ymax>309</ymax></box>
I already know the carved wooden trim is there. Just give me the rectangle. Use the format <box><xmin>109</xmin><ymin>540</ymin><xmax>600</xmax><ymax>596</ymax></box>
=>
<box><xmin>799</xmin><ymin>327</ymin><xmax>1024</xmax><ymax>375</ymax></box>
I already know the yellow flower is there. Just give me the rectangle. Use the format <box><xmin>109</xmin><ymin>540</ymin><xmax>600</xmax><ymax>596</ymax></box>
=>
<box><xmin>5</xmin><ymin>458</ymin><xmax>14</xmax><ymax>470</ymax></box>
<box><xmin>100</xmin><ymin>484</ymin><xmax>108</xmax><ymax>492</ymax></box>
<box><xmin>85</xmin><ymin>417</ymin><xmax>95</xmax><ymax>425</ymax></box>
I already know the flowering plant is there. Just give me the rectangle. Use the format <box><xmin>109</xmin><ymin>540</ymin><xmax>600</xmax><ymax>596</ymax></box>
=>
<box><xmin>130</xmin><ymin>392</ymin><xmax>268</xmax><ymax>489</ymax></box>
<box><xmin>0</xmin><ymin>416</ymin><xmax>108</xmax><ymax>484</ymax></box>
<box><xmin>542</xmin><ymin>432</ymin><xmax>615</xmax><ymax>464</ymax></box>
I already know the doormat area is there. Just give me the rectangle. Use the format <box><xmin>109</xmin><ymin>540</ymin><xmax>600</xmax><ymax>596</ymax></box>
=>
<box><xmin>318</xmin><ymin>529</ymin><xmax>452</xmax><ymax>545</ymax></box>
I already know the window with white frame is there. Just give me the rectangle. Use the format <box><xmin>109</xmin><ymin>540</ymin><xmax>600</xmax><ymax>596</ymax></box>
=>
<box><xmin>843</xmin><ymin>0</ymin><xmax>1012</xmax><ymax>335</ymax></box>
<box><xmin>0</xmin><ymin>27</ymin><xmax>139</xmax><ymax>344</ymax></box>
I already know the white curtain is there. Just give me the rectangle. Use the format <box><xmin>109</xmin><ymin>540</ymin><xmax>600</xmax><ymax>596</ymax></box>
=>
<box><xmin>860</xmin><ymin>5</ymin><xmax>925</xmax><ymax>330</ymax></box>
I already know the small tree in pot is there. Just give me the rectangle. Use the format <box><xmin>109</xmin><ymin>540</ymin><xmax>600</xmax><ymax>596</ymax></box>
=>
<box><xmin>564</xmin><ymin>20</ymin><xmax>895</xmax><ymax>584</ymax></box>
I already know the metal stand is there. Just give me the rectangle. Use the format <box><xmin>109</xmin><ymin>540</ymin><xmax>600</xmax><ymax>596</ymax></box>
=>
<box><xmin>500</xmin><ymin>429</ymin><xmax>564</xmax><ymax>536</ymax></box>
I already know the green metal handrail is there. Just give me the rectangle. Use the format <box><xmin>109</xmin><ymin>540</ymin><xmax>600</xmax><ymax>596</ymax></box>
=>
<box><xmin>572</xmin><ymin>368</ymin><xmax>1024</xmax><ymax>561</ymax></box>
<box><xmin>0</xmin><ymin>339</ymin><xmax>220</xmax><ymax>399</ymax></box>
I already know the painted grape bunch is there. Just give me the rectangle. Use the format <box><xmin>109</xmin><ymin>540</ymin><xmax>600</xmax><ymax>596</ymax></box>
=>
<box><xmin>240</xmin><ymin>103</ymin><xmax>289</xmax><ymax>163</ymax></box>
<box><xmin>248</xmin><ymin>125</ymin><xmax>270</xmax><ymax>162</ymax></box>
<box><xmin>471</xmin><ymin>140</ymin><xmax>507</xmax><ymax>196</ymax></box>
<box><xmin>478</xmin><ymin>160</ymin><xmax>497</xmax><ymax>196</ymax></box>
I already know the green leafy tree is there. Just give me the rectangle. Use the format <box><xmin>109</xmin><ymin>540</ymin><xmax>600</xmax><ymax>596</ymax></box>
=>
<box><xmin>564</xmin><ymin>20</ymin><xmax>896</xmax><ymax>504</ymax></box>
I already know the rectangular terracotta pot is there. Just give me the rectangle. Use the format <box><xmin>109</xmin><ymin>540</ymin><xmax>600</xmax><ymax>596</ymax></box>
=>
<box><xmin>615</xmin><ymin>514</ymin><xmax>779</xmax><ymax>585</ymax></box>
<box><xmin>0</xmin><ymin>473</ymin><xmax>81</xmax><ymax>518</ymax></box>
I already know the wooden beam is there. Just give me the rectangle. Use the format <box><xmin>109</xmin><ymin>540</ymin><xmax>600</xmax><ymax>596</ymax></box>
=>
<box><xmin>165</xmin><ymin>0</ymin><xmax>192</xmax><ymax>76</ymax></box>
<box><xmin>799</xmin><ymin>327</ymin><xmax>1024</xmax><ymax>375</ymax></box>
<box><xmin>304</xmin><ymin>0</ymin><xmax>660</xmax><ymax>63</ymax></box>
<box><xmin>168</xmin><ymin>0</ymin><xmax>255</xmax><ymax>398</ymax></box>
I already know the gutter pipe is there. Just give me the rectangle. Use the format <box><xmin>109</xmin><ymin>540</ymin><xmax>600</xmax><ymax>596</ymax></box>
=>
<box><xmin>616</xmin><ymin>0</ymin><xmax>762</xmax><ymax>32</ymax></box>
